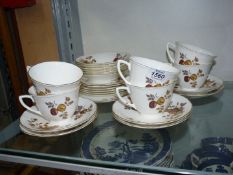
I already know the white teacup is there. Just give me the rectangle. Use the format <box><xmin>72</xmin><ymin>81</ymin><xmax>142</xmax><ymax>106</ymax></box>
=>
<box><xmin>117</xmin><ymin>56</ymin><xmax>179</xmax><ymax>87</ymax></box>
<box><xmin>19</xmin><ymin>86</ymin><xmax>80</xmax><ymax>124</ymax></box>
<box><xmin>174</xmin><ymin>63</ymin><xmax>213</xmax><ymax>90</ymax></box>
<box><xmin>167</xmin><ymin>41</ymin><xmax>216</xmax><ymax>65</ymax></box>
<box><xmin>116</xmin><ymin>82</ymin><xmax>176</xmax><ymax>116</ymax></box>
<box><xmin>27</xmin><ymin>61</ymin><xmax>83</xmax><ymax>95</ymax></box>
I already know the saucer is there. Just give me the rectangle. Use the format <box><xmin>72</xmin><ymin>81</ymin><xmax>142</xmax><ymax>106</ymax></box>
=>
<box><xmin>80</xmin><ymin>93</ymin><xmax>118</xmax><ymax>103</ymax></box>
<box><xmin>20</xmin><ymin>113</ymin><xmax>97</xmax><ymax>137</ymax></box>
<box><xmin>81</xmin><ymin>120</ymin><xmax>172</xmax><ymax>166</ymax></box>
<box><xmin>112</xmin><ymin>93</ymin><xmax>192</xmax><ymax>128</ymax></box>
<box><xmin>174</xmin><ymin>75</ymin><xmax>224</xmax><ymax>97</ymax></box>
<box><xmin>20</xmin><ymin>97</ymin><xmax>97</xmax><ymax>133</ymax></box>
<box><xmin>181</xmin><ymin>147</ymin><xmax>233</xmax><ymax>173</ymax></box>
<box><xmin>76</xmin><ymin>52</ymin><xmax>130</xmax><ymax>65</ymax></box>
<box><xmin>113</xmin><ymin>112</ymin><xmax>191</xmax><ymax>129</ymax></box>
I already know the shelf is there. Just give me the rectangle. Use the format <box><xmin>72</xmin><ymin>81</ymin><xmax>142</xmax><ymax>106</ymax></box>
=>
<box><xmin>0</xmin><ymin>82</ymin><xmax>232</xmax><ymax>174</ymax></box>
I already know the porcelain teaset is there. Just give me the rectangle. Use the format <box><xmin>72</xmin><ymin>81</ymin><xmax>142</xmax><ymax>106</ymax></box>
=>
<box><xmin>18</xmin><ymin>42</ymin><xmax>223</xmax><ymax>135</ymax></box>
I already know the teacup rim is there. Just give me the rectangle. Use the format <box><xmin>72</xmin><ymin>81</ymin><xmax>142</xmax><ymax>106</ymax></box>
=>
<box><xmin>30</xmin><ymin>76</ymin><xmax>82</xmax><ymax>87</ymax></box>
<box><xmin>175</xmin><ymin>41</ymin><xmax>217</xmax><ymax>58</ymax></box>
<box><xmin>28</xmin><ymin>61</ymin><xmax>83</xmax><ymax>86</ymax></box>
<box><xmin>130</xmin><ymin>56</ymin><xmax>180</xmax><ymax>74</ymax></box>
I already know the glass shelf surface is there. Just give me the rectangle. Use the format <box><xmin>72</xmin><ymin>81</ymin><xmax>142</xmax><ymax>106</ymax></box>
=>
<box><xmin>0</xmin><ymin>82</ymin><xmax>232</xmax><ymax>175</ymax></box>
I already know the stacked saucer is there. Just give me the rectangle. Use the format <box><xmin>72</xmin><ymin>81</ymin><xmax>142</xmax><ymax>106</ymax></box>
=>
<box><xmin>75</xmin><ymin>52</ymin><xmax>130</xmax><ymax>103</ymax></box>
<box><xmin>81</xmin><ymin>121</ymin><xmax>174</xmax><ymax>168</ymax></box>
<box><xmin>174</xmin><ymin>75</ymin><xmax>224</xmax><ymax>98</ymax></box>
<box><xmin>19</xmin><ymin>97</ymin><xmax>97</xmax><ymax>137</ymax></box>
<box><xmin>112</xmin><ymin>93</ymin><xmax>192</xmax><ymax>129</ymax></box>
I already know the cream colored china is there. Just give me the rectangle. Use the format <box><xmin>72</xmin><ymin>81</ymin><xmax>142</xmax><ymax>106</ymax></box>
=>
<box><xmin>76</xmin><ymin>52</ymin><xmax>129</xmax><ymax>82</ymax></box>
<box><xmin>166</xmin><ymin>41</ymin><xmax>216</xmax><ymax>65</ymax></box>
<box><xmin>82</xmin><ymin>73</ymin><xmax>119</xmax><ymax>84</ymax></box>
<box><xmin>20</xmin><ymin>97</ymin><xmax>97</xmax><ymax>133</ymax></box>
<box><xmin>175</xmin><ymin>75</ymin><xmax>223</xmax><ymax>94</ymax></box>
<box><xmin>112</xmin><ymin>93</ymin><xmax>192</xmax><ymax>129</ymax></box>
<box><xmin>80</xmin><ymin>93</ymin><xmax>118</xmax><ymax>103</ymax></box>
<box><xmin>116</xmin><ymin>82</ymin><xmax>176</xmax><ymax>115</ymax></box>
<box><xmin>174</xmin><ymin>63</ymin><xmax>213</xmax><ymax>90</ymax></box>
<box><xmin>80</xmin><ymin>89</ymin><xmax>116</xmax><ymax>95</ymax></box>
<box><xmin>113</xmin><ymin>112</ymin><xmax>191</xmax><ymax>129</ymax></box>
<box><xmin>117</xmin><ymin>56</ymin><xmax>179</xmax><ymax>87</ymax></box>
<box><xmin>19</xmin><ymin>86</ymin><xmax>80</xmax><ymax>124</ymax></box>
<box><xmin>175</xmin><ymin>85</ymin><xmax>224</xmax><ymax>99</ymax></box>
<box><xmin>20</xmin><ymin>113</ymin><xmax>97</xmax><ymax>137</ymax></box>
<box><xmin>27</xmin><ymin>61</ymin><xmax>83</xmax><ymax>95</ymax></box>
<box><xmin>76</xmin><ymin>52</ymin><xmax>130</xmax><ymax>65</ymax></box>
<box><xmin>81</xmin><ymin>79</ymin><xmax>124</xmax><ymax>87</ymax></box>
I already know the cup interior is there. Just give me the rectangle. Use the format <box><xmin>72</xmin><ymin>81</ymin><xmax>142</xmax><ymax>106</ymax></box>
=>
<box><xmin>28</xmin><ymin>61</ymin><xmax>83</xmax><ymax>85</ymax></box>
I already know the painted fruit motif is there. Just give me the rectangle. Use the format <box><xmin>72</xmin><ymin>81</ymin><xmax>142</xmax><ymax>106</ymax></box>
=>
<box><xmin>148</xmin><ymin>97</ymin><xmax>165</xmax><ymax>108</ymax></box>
<box><xmin>50</xmin><ymin>108</ymin><xmax>58</xmax><ymax>115</ymax></box>
<box><xmin>184</xmin><ymin>60</ymin><xmax>192</xmax><ymax>65</ymax></box>
<box><xmin>179</xmin><ymin>52</ymin><xmax>199</xmax><ymax>65</ymax></box>
<box><xmin>184</xmin><ymin>76</ymin><xmax>190</xmax><ymax>82</ymax></box>
<box><xmin>157</xmin><ymin>97</ymin><xmax>165</xmax><ymax>105</ymax></box>
<box><xmin>149</xmin><ymin>101</ymin><xmax>157</xmax><ymax>108</ymax></box>
<box><xmin>190</xmin><ymin>74</ymin><xmax>197</xmax><ymax>81</ymax></box>
<box><xmin>45</xmin><ymin>96</ymin><xmax>73</xmax><ymax>117</ymax></box>
<box><xmin>57</xmin><ymin>104</ymin><xmax>66</xmax><ymax>112</ymax></box>
<box><xmin>179</xmin><ymin>59</ymin><xmax>185</xmax><ymax>65</ymax></box>
<box><xmin>37</xmin><ymin>88</ymin><xmax>52</xmax><ymax>96</ymax></box>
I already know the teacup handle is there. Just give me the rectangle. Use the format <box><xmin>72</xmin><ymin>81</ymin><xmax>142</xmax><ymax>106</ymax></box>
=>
<box><xmin>26</xmin><ymin>66</ymin><xmax>31</xmax><ymax>72</ymax></box>
<box><xmin>19</xmin><ymin>95</ymin><xmax>42</xmax><ymax>116</ymax></box>
<box><xmin>116</xmin><ymin>87</ymin><xmax>136</xmax><ymax>109</ymax></box>
<box><xmin>166</xmin><ymin>42</ymin><xmax>176</xmax><ymax>64</ymax></box>
<box><xmin>190</xmin><ymin>153</ymin><xmax>200</xmax><ymax>168</ymax></box>
<box><xmin>117</xmin><ymin>60</ymin><xmax>131</xmax><ymax>85</ymax></box>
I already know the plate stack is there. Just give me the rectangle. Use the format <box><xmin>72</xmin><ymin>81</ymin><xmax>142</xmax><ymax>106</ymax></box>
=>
<box><xmin>112</xmin><ymin>93</ymin><xmax>192</xmax><ymax>129</ymax></box>
<box><xmin>75</xmin><ymin>52</ymin><xmax>130</xmax><ymax>103</ymax></box>
<box><xmin>81</xmin><ymin>121</ymin><xmax>175</xmax><ymax>169</ymax></box>
<box><xmin>181</xmin><ymin>137</ymin><xmax>233</xmax><ymax>173</ymax></box>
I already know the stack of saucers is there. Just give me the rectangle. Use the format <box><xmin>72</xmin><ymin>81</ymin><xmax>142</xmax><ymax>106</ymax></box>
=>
<box><xmin>75</xmin><ymin>52</ymin><xmax>130</xmax><ymax>103</ymax></box>
<box><xmin>81</xmin><ymin>121</ymin><xmax>175</xmax><ymax>168</ymax></box>
<box><xmin>181</xmin><ymin>137</ymin><xmax>233</xmax><ymax>173</ymax></box>
<box><xmin>19</xmin><ymin>97</ymin><xmax>98</xmax><ymax>137</ymax></box>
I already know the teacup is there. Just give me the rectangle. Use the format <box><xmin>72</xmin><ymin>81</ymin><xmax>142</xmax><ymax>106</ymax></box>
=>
<box><xmin>166</xmin><ymin>41</ymin><xmax>216</xmax><ymax>65</ymax></box>
<box><xmin>27</xmin><ymin>61</ymin><xmax>83</xmax><ymax>95</ymax></box>
<box><xmin>174</xmin><ymin>63</ymin><xmax>213</xmax><ymax>90</ymax></box>
<box><xmin>117</xmin><ymin>56</ymin><xmax>179</xmax><ymax>87</ymax></box>
<box><xmin>116</xmin><ymin>82</ymin><xmax>176</xmax><ymax>116</ymax></box>
<box><xmin>19</xmin><ymin>86</ymin><xmax>80</xmax><ymax>124</ymax></box>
